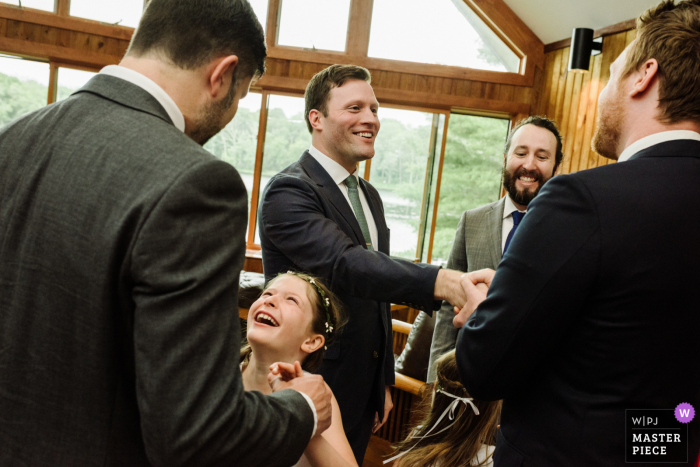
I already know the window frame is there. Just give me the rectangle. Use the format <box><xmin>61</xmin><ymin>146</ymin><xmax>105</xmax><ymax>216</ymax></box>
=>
<box><xmin>0</xmin><ymin>0</ymin><xmax>522</xmax><ymax>260</ymax></box>
<box><xmin>266</xmin><ymin>0</ymin><xmax>543</xmax><ymax>87</ymax></box>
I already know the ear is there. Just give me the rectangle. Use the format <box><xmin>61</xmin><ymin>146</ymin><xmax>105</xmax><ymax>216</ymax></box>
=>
<box><xmin>308</xmin><ymin>109</ymin><xmax>324</xmax><ymax>132</ymax></box>
<box><xmin>629</xmin><ymin>58</ymin><xmax>659</xmax><ymax>98</ymax></box>
<box><xmin>208</xmin><ymin>55</ymin><xmax>239</xmax><ymax>99</ymax></box>
<box><xmin>301</xmin><ymin>333</ymin><xmax>325</xmax><ymax>354</ymax></box>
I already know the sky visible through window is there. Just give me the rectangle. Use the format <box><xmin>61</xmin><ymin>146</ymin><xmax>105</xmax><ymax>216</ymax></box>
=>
<box><xmin>369</xmin><ymin>0</ymin><xmax>519</xmax><ymax>73</ymax></box>
<box><xmin>70</xmin><ymin>0</ymin><xmax>145</xmax><ymax>28</ymax></box>
<box><xmin>277</xmin><ymin>0</ymin><xmax>351</xmax><ymax>51</ymax></box>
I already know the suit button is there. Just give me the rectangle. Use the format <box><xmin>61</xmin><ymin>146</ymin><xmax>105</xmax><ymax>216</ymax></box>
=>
<box><xmin>373</xmin><ymin>351</ymin><xmax>379</xmax><ymax>359</ymax></box>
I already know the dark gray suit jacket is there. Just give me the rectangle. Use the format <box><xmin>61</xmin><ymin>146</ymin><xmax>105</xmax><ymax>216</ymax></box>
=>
<box><xmin>259</xmin><ymin>152</ymin><xmax>440</xmax><ymax>431</ymax></box>
<box><xmin>457</xmin><ymin>140</ymin><xmax>700</xmax><ymax>466</ymax></box>
<box><xmin>0</xmin><ymin>74</ymin><xmax>313</xmax><ymax>467</ymax></box>
<box><xmin>427</xmin><ymin>197</ymin><xmax>505</xmax><ymax>381</ymax></box>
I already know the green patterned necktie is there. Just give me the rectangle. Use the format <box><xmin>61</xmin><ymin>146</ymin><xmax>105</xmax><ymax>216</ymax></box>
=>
<box><xmin>344</xmin><ymin>175</ymin><xmax>374</xmax><ymax>251</ymax></box>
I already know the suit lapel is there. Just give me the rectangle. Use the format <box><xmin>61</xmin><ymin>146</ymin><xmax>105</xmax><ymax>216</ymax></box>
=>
<box><xmin>360</xmin><ymin>178</ymin><xmax>389</xmax><ymax>254</ymax></box>
<box><xmin>488</xmin><ymin>197</ymin><xmax>506</xmax><ymax>266</ymax></box>
<box><xmin>299</xmin><ymin>153</ymin><xmax>367</xmax><ymax>247</ymax></box>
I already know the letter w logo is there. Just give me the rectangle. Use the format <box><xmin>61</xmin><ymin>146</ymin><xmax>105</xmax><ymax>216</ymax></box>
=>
<box><xmin>679</xmin><ymin>409</ymin><xmax>691</xmax><ymax>418</ymax></box>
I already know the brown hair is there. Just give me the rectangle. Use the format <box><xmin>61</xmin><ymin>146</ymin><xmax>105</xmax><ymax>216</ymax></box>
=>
<box><xmin>392</xmin><ymin>350</ymin><xmax>501</xmax><ymax>467</ymax></box>
<box><xmin>621</xmin><ymin>0</ymin><xmax>700</xmax><ymax>124</ymax></box>
<box><xmin>303</xmin><ymin>64</ymin><xmax>372</xmax><ymax>133</ymax></box>
<box><xmin>128</xmin><ymin>0</ymin><xmax>266</xmax><ymax>80</ymax></box>
<box><xmin>241</xmin><ymin>272</ymin><xmax>345</xmax><ymax>373</ymax></box>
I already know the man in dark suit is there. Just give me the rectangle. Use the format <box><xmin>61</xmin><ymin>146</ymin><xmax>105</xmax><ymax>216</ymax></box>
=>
<box><xmin>0</xmin><ymin>1</ymin><xmax>332</xmax><ymax>466</ymax></box>
<box><xmin>258</xmin><ymin>64</ymin><xmax>469</xmax><ymax>464</ymax></box>
<box><xmin>427</xmin><ymin>116</ymin><xmax>563</xmax><ymax>382</ymax></box>
<box><xmin>455</xmin><ymin>1</ymin><xmax>700</xmax><ymax>465</ymax></box>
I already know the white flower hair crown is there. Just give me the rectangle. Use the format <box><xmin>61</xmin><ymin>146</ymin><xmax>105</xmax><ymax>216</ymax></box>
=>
<box><xmin>284</xmin><ymin>271</ymin><xmax>334</xmax><ymax>340</ymax></box>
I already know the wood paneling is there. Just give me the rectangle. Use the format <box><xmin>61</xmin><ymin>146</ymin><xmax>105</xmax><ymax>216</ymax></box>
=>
<box><xmin>534</xmin><ymin>29</ymin><xmax>637</xmax><ymax>175</ymax></box>
<box><xmin>544</xmin><ymin>18</ymin><xmax>637</xmax><ymax>54</ymax></box>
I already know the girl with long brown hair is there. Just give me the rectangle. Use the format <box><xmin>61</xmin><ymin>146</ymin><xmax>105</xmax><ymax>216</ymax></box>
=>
<box><xmin>240</xmin><ymin>271</ymin><xmax>355</xmax><ymax>467</ymax></box>
<box><xmin>388</xmin><ymin>350</ymin><xmax>501</xmax><ymax>467</ymax></box>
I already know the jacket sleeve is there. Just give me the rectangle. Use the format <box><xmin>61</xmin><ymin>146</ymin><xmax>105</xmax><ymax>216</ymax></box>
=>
<box><xmin>428</xmin><ymin>211</ymin><xmax>469</xmax><ymax>382</ymax></box>
<box><xmin>456</xmin><ymin>175</ymin><xmax>601</xmax><ymax>400</ymax></box>
<box><xmin>260</xmin><ymin>174</ymin><xmax>441</xmax><ymax>312</ymax></box>
<box><xmin>130</xmin><ymin>159</ymin><xmax>313</xmax><ymax>467</ymax></box>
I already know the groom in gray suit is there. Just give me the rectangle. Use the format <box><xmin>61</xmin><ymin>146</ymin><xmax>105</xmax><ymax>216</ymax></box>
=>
<box><xmin>427</xmin><ymin>116</ymin><xmax>563</xmax><ymax>381</ymax></box>
<box><xmin>0</xmin><ymin>1</ymin><xmax>331</xmax><ymax>466</ymax></box>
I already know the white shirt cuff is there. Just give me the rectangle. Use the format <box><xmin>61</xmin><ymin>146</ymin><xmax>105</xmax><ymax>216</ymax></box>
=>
<box><xmin>297</xmin><ymin>391</ymin><xmax>318</xmax><ymax>437</ymax></box>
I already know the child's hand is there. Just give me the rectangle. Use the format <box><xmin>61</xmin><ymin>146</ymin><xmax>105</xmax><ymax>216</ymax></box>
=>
<box><xmin>268</xmin><ymin>361</ymin><xmax>304</xmax><ymax>382</ymax></box>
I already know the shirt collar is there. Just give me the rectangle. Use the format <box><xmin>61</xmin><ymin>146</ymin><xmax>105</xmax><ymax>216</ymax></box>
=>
<box><xmin>503</xmin><ymin>194</ymin><xmax>526</xmax><ymax>219</ymax></box>
<box><xmin>99</xmin><ymin>65</ymin><xmax>186</xmax><ymax>133</ymax></box>
<box><xmin>308</xmin><ymin>145</ymin><xmax>357</xmax><ymax>185</ymax></box>
<box><xmin>618</xmin><ymin>130</ymin><xmax>700</xmax><ymax>162</ymax></box>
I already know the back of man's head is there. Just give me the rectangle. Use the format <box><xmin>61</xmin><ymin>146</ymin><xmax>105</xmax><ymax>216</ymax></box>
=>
<box><xmin>622</xmin><ymin>0</ymin><xmax>700</xmax><ymax>124</ymax></box>
<box><xmin>127</xmin><ymin>0</ymin><xmax>266</xmax><ymax>80</ymax></box>
<box><xmin>504</xmin><ymin>115</ymin><xmax>564</xmax><ymax>173</ymax></box>
<box><xmin>304</xmin><ymin>64</ymin><xmax>372</xmax><ymax>133</ymax></box>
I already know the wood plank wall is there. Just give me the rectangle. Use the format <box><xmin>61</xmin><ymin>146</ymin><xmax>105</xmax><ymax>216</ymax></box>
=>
<box><xmin>533</xmin><ymin>29</ymin><xmax>637</xmax><ymax>175</ymax></box>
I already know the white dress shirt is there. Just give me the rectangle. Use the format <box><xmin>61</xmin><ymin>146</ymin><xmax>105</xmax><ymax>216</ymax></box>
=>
<box><xmin>308</xmin><ymin>145</ymin><xmax>379</xmax><ymax>249</ymax></box>
<box><xmin>501</xmin><ymin>195</ymin><xmax>527</xmax><ymax>253</ymax></box>
<box><xmin>618</xmin><ymin>130</ymin><xmax>700</xmax><ymax>162</ymax></box>
<box><xmin>99</xmin><ymin>65</ymin><xmax>186</xmax><ymax>133</ymax></box>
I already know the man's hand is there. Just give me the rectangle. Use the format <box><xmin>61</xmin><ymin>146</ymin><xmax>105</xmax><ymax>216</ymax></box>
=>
<box><xmin>434</xmin><ymin>269</ymin><xmax>469</xmax><ymax>309</ymax></box>
<box><xmin>372</xmin><ymin>386</ymin><xmax>393</xmax><ymax>433</ymax></box>
<box><xmin>452</xmin><ymin>269</ymin><xmax>495</xmax><ymax>328</ymax></box>
<box><xmin>268</xmin><ymin>362</ymin><xmax>333</xmax><ymax>435</ymax></box>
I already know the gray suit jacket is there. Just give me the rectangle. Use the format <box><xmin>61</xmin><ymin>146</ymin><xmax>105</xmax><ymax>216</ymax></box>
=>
<box><xmin>427</xmin><ymin>197</ymin><xmax>505</xmax><ymax>381</ymax></box>
<box><xmin>0</xmin><ymin>74</ymin><xmax>312</xmax><ymax>467</ymax></box>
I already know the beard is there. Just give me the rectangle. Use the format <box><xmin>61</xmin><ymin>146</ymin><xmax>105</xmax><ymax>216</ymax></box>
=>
<box><xmin>592</xmin><ymin>88</ymin><xmax>624</xmax><ymax>160</ymax></box>
<box><xmin>502</xmin><ymin>165</ymin><xmax>548</xmax><ymax>207</ymax></box>
<box><xmin>189</xmin><ymin>78</ymin><xmax>238</xmax><ymax>146</ymax></box>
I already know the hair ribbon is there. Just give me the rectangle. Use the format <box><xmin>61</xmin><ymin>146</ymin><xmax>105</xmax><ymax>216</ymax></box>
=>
<box><xmin>383</xmin><ymin>390</ymin><xmax>479</xmax><ymax>464</ymax></box>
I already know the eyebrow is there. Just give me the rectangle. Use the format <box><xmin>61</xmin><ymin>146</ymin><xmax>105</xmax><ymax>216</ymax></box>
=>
<box><xmin>513</xmin><ymin>145</ymin><xmax>552</xmax><ymax>154</ymax></box>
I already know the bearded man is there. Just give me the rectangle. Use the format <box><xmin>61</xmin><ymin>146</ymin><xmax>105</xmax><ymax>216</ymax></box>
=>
<box><xmin>427</xmin><ymin>116</ymin><xmax>563</xmax><ymax>381</ymax></box>
<box><xmin>0</xmin><ymin>1</ymin><xmax>333</xmax><ymax>465</ymax></box>
<box><xmin>454</xmin><ymin>1</ymin><xmax>700</xmax><ymax>465</ymax></box>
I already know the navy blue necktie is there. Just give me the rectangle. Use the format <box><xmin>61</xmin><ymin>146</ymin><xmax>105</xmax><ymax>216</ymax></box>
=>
<box><xmin>503</xmin><ymin>211</ymin><xmax>525</xmax><ymax>254</ymax></box>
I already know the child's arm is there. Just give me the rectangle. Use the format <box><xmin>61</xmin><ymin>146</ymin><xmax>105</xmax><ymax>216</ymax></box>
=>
<box><xmin>303</xmin><ymin>395</ymin><xmax>358</xmax><ymax>467</ymax></box>
<box><xmin>269</xmin><ymin>362</ymin><xmax>358</xmax><ymax>467</ymax></box>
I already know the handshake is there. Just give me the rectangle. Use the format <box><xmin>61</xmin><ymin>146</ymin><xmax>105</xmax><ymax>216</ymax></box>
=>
<box><xmin>434</xmin><ymin>268</ymin><xmax>496</xmax><ymax>329</ymax></box>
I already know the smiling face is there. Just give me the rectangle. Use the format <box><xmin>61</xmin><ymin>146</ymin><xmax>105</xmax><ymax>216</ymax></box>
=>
<box><xmin>246</xmin><ymin>274</ymin><xmax>324</xmax><ymax>361</ymax></box>
<box><xmin>312</xmin><ymin>79</ymin><xmax>380</xmax><ymax>173</ymax></box>
<box><xmin>502</xmin><ymin>123</ymin><xmax>558</xmax><ymax>210</ymax></box>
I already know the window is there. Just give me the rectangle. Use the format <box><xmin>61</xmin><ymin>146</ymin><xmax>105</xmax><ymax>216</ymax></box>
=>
<box><xmin>277</xmin><ymin>0</ymin><xmax>351</xmax><ymax>52</ymax></box>
<box><xmin>370</xmin><ymin>107</ymin><xmax>441</xmax><ymax>260</ymax></box>
<box><xmin>368</xmin><ymin>0</ymin><xmax>520</xmax><ymax>73</ymax></box>
<box><xmin>204</xmin><ymin>91</ymin><xmax>263</xmax><ymax>240</ymax></box>
<box><xmin>249</xmin><ymin>0</ymin><xmax>269</xmax><ymax>32</ymax></box>
<box><xmin>0</xmin><ymin>54</ymin><xmax>50</xmax><ymax>127</ymax></box>
<box><xmin>70</xmin><ymin>0</ymin><xmax>145</xmax><ymax>28</ymax></box>
<box><xmin>429</xmin><ymin>114</ymin><xmax>509</xmax><ymax>265</ymax></box>
<box><xmin>253</xmin><ymin>93</ymin><xmax>310</xmax><ymax>244</ymax></box>
<box><xmin>56</xmin><ymin>67</ymin><xmax>96</xmax><ymax>102</ymax></box>
<box><xmin>1</xmin><ymin>0</ymin><xmax>53</xmax><ymax>11</ymax></box>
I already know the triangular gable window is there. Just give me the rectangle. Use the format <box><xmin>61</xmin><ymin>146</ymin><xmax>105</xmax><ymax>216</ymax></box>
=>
<box><xmin>368</xmin><ymin>0</ymin><xmax>519</xmax><ymax>73</ymax></box>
